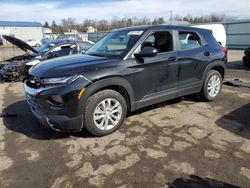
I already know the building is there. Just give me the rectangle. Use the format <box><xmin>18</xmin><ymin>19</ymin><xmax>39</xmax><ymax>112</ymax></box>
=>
<box><xmin>223</xmin><ymin>19</ymin><xmax>250</xmax><ymax>49</ymax></box>
<box><xmin>43</xmin><ymin>28</ymin><xmax>53</xmax><ymax>39</ymax></box>
<box><xmin>86</xmin><ymin>26</ymin><xmax>97</xmax><ymax>33</ymax></box>
<box><xmin>0</xmin><ymin>21</ymin><xmax>43</xmax><ymax>41</ymax></box>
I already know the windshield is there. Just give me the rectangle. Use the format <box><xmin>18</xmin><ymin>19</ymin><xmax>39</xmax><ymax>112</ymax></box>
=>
<box><xmin>38</xmin><ymin>42</ymin><xmax>56</xmax><ymax>55</ymax></box>
<box><xmin>86</xmin><ymin>30</ymin><xmax>143</xmax><ymax>58</ymax></box>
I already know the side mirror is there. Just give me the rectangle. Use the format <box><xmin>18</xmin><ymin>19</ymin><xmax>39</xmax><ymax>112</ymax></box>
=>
<box><xmin>134</xmin><ymin>46</ymin><xmax>158</xmax><ymax>63</ymax></box>
<box><xmin>134</xmin><ymin>46</ymin><xmax>158</xmax><ymax>60</ymax></box>
<box><xmin>136</xmin><ymin>46</ymin><xmax>158</xmax><ymax>58</ymax></box>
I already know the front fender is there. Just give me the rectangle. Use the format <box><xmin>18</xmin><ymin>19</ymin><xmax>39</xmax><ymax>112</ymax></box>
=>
<box><xmin>77</xmin><ymin>76</ymin><xmax>136</xmax><ymax>117</ymax></box>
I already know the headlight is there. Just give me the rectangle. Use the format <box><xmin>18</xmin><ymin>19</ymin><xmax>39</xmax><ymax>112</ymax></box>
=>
<box><xmin>43</xmin><ymin>75</ymin><xmax>83</xmax><ymax>86</ymax></box>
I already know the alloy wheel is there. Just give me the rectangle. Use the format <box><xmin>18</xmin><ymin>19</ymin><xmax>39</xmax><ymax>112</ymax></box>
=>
<box><xmin>207</xmin><ymin>75</ymin><xmax>221</xmax><ymax>97</ymax></box>
<box><xmin>93</xmin><ymin>98</ymin><xmax>122</xmax><ymax>130</ymax></box>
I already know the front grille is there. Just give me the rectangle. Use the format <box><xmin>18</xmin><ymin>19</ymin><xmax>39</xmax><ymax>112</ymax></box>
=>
<box><xmin>25</xmin><ymin>75</ymin><xmax>66</xmax><ymax>89</ymax></box>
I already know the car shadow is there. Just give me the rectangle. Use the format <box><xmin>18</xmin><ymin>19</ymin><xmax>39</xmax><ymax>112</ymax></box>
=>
<box><xmin>3</xmin><ymin>96</ymin><xmax>197</xmax><ymax>139</ymax></box>
<box><xmin>227</xmin><ymin>60</ymin><xmax>250</xmax><ymax>71</ymax></box>
<box><xmin>2</xmin><ymin>100</ymin><xmax>92</xmax><ymax>140</ymax></box>
<box><xmin>215</xmin><ymin>103</ymin><xmax>250</xmax><ymax>139</ymax></box>
<box><xmin>167</xmin><ymin>175</ymin><xmax>240</xmax><ymax>188</ymax></box>
<box><xmin>128</xmin><ymin>95</ymin><xmax>200</xmax><ymax>117</ymax></box>
<box><xmin>128</xmin><ymin>97</ymin><xmax>183</xmax><ymax>117</ymax></box>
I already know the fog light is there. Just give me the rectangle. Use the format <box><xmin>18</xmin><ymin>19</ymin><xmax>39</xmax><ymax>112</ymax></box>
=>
<box><xmin>49</xmin><ymin>95</ymin><xmax>64</xmax><ymax>105</ymax></box>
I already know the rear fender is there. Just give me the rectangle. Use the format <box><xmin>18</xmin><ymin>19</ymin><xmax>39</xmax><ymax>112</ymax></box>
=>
<box><xmin>202</xmin><ymin>60</ymin><xmax>226</xmax><ymax>81</ymax></box>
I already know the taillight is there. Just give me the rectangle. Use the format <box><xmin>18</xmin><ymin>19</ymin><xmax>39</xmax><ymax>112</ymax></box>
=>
<box><xmin>221</xmin><ymin>47</ymin><xmax>228</xmax><ymax>54</ymax></box>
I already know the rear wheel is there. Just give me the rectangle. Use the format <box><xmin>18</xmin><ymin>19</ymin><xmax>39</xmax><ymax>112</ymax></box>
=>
<box><xmin>84</xmin><ymin>90</ymin><xmax>127</xmax><ymax>136</ymax></box>
<box><xmin>243</xmin><ymin>56</ymin><xmax>250</xmax><ymax>68</ymax></box>
<box><xmin>199</xmin><ymin>70</ymin><xmax>222</xmax><ymax>101</ymax></box>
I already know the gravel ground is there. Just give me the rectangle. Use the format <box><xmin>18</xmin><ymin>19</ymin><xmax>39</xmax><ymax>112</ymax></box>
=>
<box><xmin>0</xmin><ymin>50</ymin><xmax>249</xmax><ymax>188</ymax></box>
<box><xmin>0</xmin><ymin>46</ymin><xmax>24</xmax><ymax>61</ymax></box>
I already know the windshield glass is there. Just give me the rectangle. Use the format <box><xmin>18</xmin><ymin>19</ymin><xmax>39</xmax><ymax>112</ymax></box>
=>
<box><xmin>38</xmin><ymin>42</ymin><xmax>56</xmax><ymax>55</ymax></box>
<box><xmin>86</xmin><ymin>30</ymin><xmax>143</xmax><ymax>58</ymax></box>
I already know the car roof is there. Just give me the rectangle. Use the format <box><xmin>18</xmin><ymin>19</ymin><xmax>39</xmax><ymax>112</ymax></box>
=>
<box><xmin>113</xmin><ymin>25</ymin><xmax>210</xmax><ymax>33</ymax></box>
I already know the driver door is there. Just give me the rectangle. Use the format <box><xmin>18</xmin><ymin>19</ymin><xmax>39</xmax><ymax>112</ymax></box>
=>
<box><xmin>129</xmin><ymin>30</ymin><xmax>179</xmax><ymax>108</ymax></box>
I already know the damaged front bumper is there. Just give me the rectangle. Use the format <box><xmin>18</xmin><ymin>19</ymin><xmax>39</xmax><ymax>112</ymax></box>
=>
<box><xmin>26</xmin><ymin>92</ymin><xmax>83</xmax><ymax>132</ymax></box>
<box><xmin>24</xmin><ymin>76</ymin><xmax>91</xmax><ymax>132</ymax></box>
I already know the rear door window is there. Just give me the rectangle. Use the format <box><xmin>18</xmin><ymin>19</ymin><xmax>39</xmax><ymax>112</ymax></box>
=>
<box><xmin>178</xmin><ymin>32</ymin><xmax>202</xmax><ymax>50</ymax></box>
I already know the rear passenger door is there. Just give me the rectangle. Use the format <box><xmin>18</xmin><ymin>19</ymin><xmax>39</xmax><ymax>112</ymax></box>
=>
<box><xmin>176</xmin><ymin>31</ymin><xmax>211</xmax><ymax>93</ymax></box>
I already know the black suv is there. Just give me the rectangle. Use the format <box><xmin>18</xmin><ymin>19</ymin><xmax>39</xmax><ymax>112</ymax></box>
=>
<box><xmin>24</xmin><ymin>25</ymin><xmax>227</xmax><ymax>136</ymax></box>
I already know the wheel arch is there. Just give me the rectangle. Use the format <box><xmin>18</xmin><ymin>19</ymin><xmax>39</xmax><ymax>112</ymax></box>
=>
<box><xmin>202</xmin><ymin>60</ymin><xmax>226</xmax><ymax>81</ymax></box>
<box><xmin>77</xmin><ymin>77</ymin><xmax>136</xmax><ymax>116</ymax></box>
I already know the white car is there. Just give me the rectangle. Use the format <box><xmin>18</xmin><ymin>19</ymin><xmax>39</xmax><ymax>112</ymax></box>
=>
<box><xmin>192</xmin><ymin>24</ymin><xmax>227</xmax><ymax>47</ymax></box>
<box><xmin>25</xmin><ymin>39</ymin><xmax>42</xmax><ymax>47</ymax></box>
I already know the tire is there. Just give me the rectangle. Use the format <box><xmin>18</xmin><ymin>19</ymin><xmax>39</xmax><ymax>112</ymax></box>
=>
<box><xmin>243</xmin><ymin>56</ymin><xmax>247</xmax><ymax>67</ymax></box>
<box><xmin>243</xmin><ymin>57</ymin><xmax>247</xmax><ymax>67</ymax></box>
<box><xmin>244</xmin><ymin>51</ymin><xmax>250</xmax><ymax>56</ymax></box>
<box><xmin>245</xmin><ymin>62</ymin><xmax>250</xmax><ymax>68</ymax></box>
<box><xmin>244</xmin><ymin>48</ymin><xmax>250</xmax><ymax>56</ymax></box>
<box><xmin>84</xmin><ymin>89</ymin><xmax>127</xmax><ymax>136</ymax></box>
<box><xmin>242</xmin><ymin>56</ymin><xmax>250</xmax><ymax>68</ymax></box>
<box><xmin>35</xmin><ymin>43</ymin><xmax>40</xmax><ymax>47</ymax></box>
<box><xmin>199</xmin><ymin>70</ymin><xmax>222</xmax><ymax>101</ymax></box>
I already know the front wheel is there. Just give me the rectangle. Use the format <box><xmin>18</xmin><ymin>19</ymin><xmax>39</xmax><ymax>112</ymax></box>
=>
<box><xmin>84</xmin><ymin>90</ymin><xmax>127</xmax><ymax>136</ymax></box>
<box><xmin>243</xmin><ymin>56</ymin><xmax>250</xmax><ymax>68</ymax></box>
<box><xmin>199</xmin><ymin>70</ymin><xmax>222</xmax><ymax>101</ymax></box>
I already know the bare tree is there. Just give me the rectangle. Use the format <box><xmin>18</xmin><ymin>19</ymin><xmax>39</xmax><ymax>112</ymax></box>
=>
<box><xmin>45</xmin><ymin>13</ymin><xmax>230</xmax><ymax>33</ymax></box>
<box><xmin>61</xmin><ymin>18</ymin><xmax>76</xmax><ymax>32</ymax></box>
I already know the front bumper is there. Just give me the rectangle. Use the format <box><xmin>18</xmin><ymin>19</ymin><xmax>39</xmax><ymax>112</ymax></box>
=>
<box><xmin>26</xmin><ymin>92</ymin><xmax>83</xmax><ymax>132</ymax></box>
<box><xmin>24</xmin><ymin>76</ymin><xmax>90</xmax><ymax>132</ymax></box>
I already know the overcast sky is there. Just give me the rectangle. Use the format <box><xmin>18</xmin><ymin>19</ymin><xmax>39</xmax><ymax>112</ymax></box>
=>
<box><xmin>1</xmin><ymin>0</ymin><xmax>250</xmax><ymax>23</ymax></box>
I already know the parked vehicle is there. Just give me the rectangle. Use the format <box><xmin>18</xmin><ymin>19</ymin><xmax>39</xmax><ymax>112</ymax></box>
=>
<box><xmin>57</xmin><ymin>34</ymin><xmax>81</xmax><ymax>41</ymax></box>
<box><xmin>242</xmin><ymin>47</ymin><xmax>250</xmax><ymax>68</ymax></box>
<box><xmin>56</xmin><ymin>34</ymin><xmax>95</xmax><ymax>44</ymax></box>
<box><xmin>0</xmin><ymin>36</ymin><xmax>94</xmax><ymax>82</ymax></box>
<box><xmin>41</xmin><ymin>38</ymin><xmax>51</xmax><ymax>44</ymax></box>
<box><xmin>24</xmin><ymin>25</ymin><xmax>227</xmax><ymax>136</ymax></box>
<box><xmin>0</xmin><ymin>36</ymin><xmax>3</xmax><ymax>46</ymax></box>
<box><xmin>192</xmin><ymin>24</ymin><xmax>227</xmax><ymax>47</ymax></box>
<box><xmin>26</xmin><ymin>39</ymin><xmax>42</xmax><ymax>47</ymax></box>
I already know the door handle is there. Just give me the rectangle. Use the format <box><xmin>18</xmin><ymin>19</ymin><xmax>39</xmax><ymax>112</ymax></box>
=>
<box><xmin>204</xmin><ymin>51</ymin><xmax>211</xmax><ymax>56</ymax></box>
<box><xmin>168</xmin><ymin>57</ymin><xmax>178</xmax><ymax>62</ymax></box>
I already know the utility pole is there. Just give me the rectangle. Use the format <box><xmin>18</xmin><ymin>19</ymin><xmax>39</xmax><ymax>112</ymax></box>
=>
<box><xmin>95</xmin><ymin>19</ymin><xmax>97</xmax><ymax>32</ymax></box>
<box><xmin>170</xmin><ymin>10</ymin><xmax>173</xmax><ymax>25</ymax></box>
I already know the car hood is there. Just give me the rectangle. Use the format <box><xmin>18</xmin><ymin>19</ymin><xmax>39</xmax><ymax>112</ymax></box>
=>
<box><xmin>3</xmin><ymin>35</ymin><xmax>38</xmax><ymax>53</ymax></box>
<box><xmin>29</xmin><ymin>54</ymin><xmax>119</xmax><ymax>77</ymax></box>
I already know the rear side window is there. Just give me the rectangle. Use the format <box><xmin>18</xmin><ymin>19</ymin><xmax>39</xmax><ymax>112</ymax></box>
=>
<box><xmin>178</xmin><ymin>32</ymin><xmax>202</xmax><ymax>50</ymax></box>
